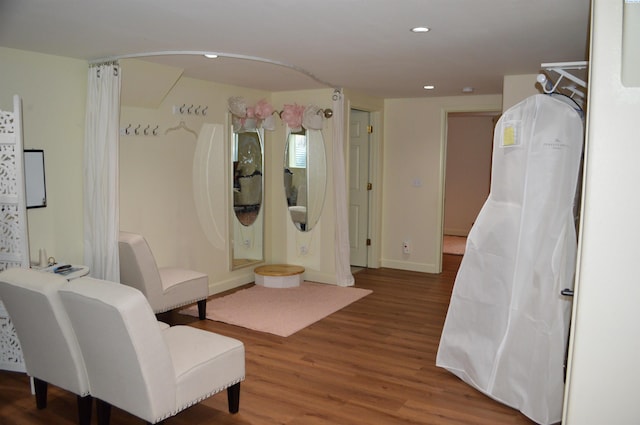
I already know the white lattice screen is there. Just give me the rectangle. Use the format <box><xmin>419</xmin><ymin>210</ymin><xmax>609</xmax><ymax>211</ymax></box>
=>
<box><xmin>0</xmin><ymin>95</ymin><xmax>28</xmax><ymax>372</ymax></box>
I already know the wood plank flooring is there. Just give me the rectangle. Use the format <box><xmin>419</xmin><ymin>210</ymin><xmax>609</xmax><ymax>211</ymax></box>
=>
<box><xmin>0</xmin><ymin>255</ymin><xmax>536</xmax><ymax>424</ymax></box>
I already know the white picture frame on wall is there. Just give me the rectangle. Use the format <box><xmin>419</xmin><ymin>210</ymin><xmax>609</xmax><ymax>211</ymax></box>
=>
<box><xmin>24</xmin><ymin>149</ymin><xmax>46</xmax><ymax>208</ymax></box>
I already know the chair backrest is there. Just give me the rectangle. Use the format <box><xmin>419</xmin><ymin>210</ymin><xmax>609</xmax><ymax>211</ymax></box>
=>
<box><xmin>118</xmin><ymin>231</ymin><xmax>164</xmax><ymax>310</ymax></box>
<box><xmin>236</xmin><ymin>174</ymin><xmax>262</xmax><ymax>205</ymax></box>
<box><xmin>59</xmin><ymin>277</ymin><xmax>176</xmax><ymax>423</ymax></box>
<box><xmin>0</xmin><ymin>268</ymin><xmax>90</xmax><ymax>396</ymax></box>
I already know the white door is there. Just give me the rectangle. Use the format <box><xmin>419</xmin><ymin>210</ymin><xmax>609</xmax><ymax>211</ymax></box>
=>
<box><xmin>349</xmin><ymin>109</ymin><xmax>370</xmax><ymax>267</ymax></box>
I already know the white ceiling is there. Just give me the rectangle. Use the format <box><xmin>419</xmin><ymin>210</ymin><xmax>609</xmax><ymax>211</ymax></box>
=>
<box><xmin>0</xmin><ymin>0</ymin><xmax>591</xmax><ymax>98</ymax></box>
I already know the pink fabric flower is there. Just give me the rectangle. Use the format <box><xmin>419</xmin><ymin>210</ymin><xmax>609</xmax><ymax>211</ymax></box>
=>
<box><xmin>281</xmin><ymin>103</ymin><xmax>305</xmax><ymax>131</ymax></box>
<box><xmin>254</xmin><ymin>99</ymin><xmax>274</xmax><ymax>120</ymax></box>
<box><xmin>246</xmin><ymin>106</ymin><xmax>255</xmax><ymax>118</ymax></box>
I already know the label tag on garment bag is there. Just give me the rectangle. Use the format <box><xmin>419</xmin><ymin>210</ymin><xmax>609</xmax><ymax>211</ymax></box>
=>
<box><xmin>502</xmin><ymin>121</ymin><xmax>521</xmax><ymax>147</ymax></box>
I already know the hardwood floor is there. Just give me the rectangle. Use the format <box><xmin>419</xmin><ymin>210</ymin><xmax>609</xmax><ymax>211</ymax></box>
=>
<box><xmin>0</xmin><ymin>255</ymin><xmax>535</xmax><ymax>424</ymax></box>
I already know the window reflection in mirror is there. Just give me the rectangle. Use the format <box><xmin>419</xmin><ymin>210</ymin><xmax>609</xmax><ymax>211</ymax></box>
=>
<box><xmin>231</xmin><ymin>128</ymin><xmax>264</xmax><ymax>270</ymax></box>
<box><xmin>284</xmin><ymin>128</ymin><xmax>326</xmax><ymax>232</ymax></box>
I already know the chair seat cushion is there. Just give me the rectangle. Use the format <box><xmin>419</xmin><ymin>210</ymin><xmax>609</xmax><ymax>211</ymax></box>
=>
<box><xmin>155</xmin><ymin>268</ymin><xmax>209</xmax><ymax>313</ymax></box>
<box><xmin>159</xmin><ymin>268</ymin><xmax>207</xmax><ymax>292</ymax></box>
<box><xmin>163</xmin><ymin>326</ymin><xmax>245</xmax><ymax>410</ymax></box>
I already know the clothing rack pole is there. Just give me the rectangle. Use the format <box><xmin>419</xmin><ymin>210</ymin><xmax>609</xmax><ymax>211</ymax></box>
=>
<box><xmin>538</xmin><ymin>61</ymin><xmax>588</xmax><ymax>94</ymax></box>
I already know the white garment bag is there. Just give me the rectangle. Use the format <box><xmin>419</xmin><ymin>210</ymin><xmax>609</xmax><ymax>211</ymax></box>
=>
<box><xmin>436</xmin><ymin>94</ymin><xmax>583</xmax><ymax>425</ymax></box>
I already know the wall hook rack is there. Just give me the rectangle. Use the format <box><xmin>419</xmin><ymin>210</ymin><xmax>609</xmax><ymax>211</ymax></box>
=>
<box><xmin>173</xmin><ymin>104</ymin><xmax>208</xmax><ymax>116</ymax></box>
<box><xmin>120</xmin><ymin>123</ymin><xmax>161</xmax><ymax>137</ymax></box>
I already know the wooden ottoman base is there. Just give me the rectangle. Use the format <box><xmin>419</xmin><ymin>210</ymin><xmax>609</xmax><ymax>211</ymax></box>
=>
<box><xmin>254</xmin><ymin>264</ymin><xmax>305</xmax><ymax>288</ymax></box>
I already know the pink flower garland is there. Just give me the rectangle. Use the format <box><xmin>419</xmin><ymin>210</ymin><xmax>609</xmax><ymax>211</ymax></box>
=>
<box><xmin>281</xmin><ymin>103</ymin><xmax>306</xmax><ymax>131</ymax></box>
<box><xmin>254</xmin><ymin>99</ymin><xmax>275</xmax><ymax>120</ymax></box>
<box><xmin>228</xmin><ymin>97</ymin><xmax>277</xmax><ymax>131</ymax></box>
<box><xmin>229</xmin><ymin>97</ymin><xmax>324</xmax><ymax>131</ymax></box>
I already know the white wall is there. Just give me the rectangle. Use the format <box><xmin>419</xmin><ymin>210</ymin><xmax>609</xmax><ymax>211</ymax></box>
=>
<box><xmin>563</xmin><ymin>0</ymin><xmax>640</xmax><ymax>423</ymax></box>
<box><xmin>120</xmin><ymin>71</ymin><xmax>344</xmax><ymax>288</ymax></box>
<box><xmin>503</xmin><ymin>74</ymin><xmax>540</xmax><ymax>111</ymax></box>
<box><xmin>382</xmin><ymin>95</ymin><xmax>502</xmax><ymax>273</ymax></box>
<box><xmin>0</xmin><ymin>47</ymin><xmax>87</xmax><ymax>266</ymax></box>
<box><xmin>119</xmin><ymin>62</ymin><xmax>272</xmax><ymax>292</ymax></box>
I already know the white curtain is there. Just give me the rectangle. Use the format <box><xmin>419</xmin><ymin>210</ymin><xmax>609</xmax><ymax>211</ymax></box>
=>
<box><xmin>332</xmin><ymin>90</ymin><xmax>354</xmax><ymax>286</ymax></box>
<box><xmin>83</xmin><ymin>63</ymin><xmax>121</xmax><ymax>281</ymax></box>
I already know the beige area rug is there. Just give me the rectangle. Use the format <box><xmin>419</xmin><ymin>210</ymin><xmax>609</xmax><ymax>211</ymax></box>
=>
<box><xmin>443</xmin><ymin>235</ymin><xmax>467</xmax><ymax>255</ymax></box>
<box><xmin>180</xmin><ymin>282</ymin><xmax>372</xmax><ymax>337</ymax></box>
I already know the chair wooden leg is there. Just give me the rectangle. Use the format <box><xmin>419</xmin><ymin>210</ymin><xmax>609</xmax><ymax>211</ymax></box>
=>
<box><xmin>227</xmin><ymin>382</ymin><xmax>240</xmax><ymax>414</ymax></box>
<box><xmin>77</xmin><ymin>395</ymin><xmax>92</xmax><ymax>425</ymax></box>
<box><xmin>96</xmin><ymin>399</ymin><xmax>112</xmax><ymax>425</ymax></box>
<box><xmin>33</xmin><ymin>378</ymin><xmax>47</xmax><ymax>409</ymax></box>
<box><xmin>197</xmin><ymin>299</ymin><xmax>207</xmax><ymax>320</ymax></box>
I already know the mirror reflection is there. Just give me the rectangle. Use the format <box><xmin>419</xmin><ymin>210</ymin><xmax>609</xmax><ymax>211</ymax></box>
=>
<box><xmin>284</xmin><ymin>129</ymin><xmax>327</xmax><ymax>232</ymax></box>
<box><xmin>232</xmin><ymin>128</ymin><xmax>264</xmax><ymax>269</ymax></box>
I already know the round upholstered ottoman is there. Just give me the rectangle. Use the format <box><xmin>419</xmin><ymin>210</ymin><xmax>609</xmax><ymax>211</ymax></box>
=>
<box><xmin>254</xmin><ymin>264</ymin><xmax>305</xmax><ymax>288</ymax></box>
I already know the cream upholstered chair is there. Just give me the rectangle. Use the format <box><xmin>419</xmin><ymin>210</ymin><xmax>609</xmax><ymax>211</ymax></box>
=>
<box><xmin>118</xmin><ymin>231</ymin><xmax>208</xmax><ymax>319</ymax></box>
<box><xmin>0</xmin><ymin>268</ymin><xmax>92</xmax><ymax>425</ymax></box>
<box><xmin>234</xmin><ymin>173</ymin><xmax>262</xmax><ymax>206</ymax></box>
<box><xmin>59</xmin><ymin>277</ymin><xmax>245</xmax><ymax>425</ymax></box>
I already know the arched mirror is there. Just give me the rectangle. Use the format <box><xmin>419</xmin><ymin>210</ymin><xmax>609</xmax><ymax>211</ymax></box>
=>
<box><xmin>284</xmin><ymin>128</ymin><xmax>327</xmax><ymax>232</ymax></box>
<box><xmin>231</xmin><ymin>127</ymin><xmax>264</xmax><ymax>269</ymax></box>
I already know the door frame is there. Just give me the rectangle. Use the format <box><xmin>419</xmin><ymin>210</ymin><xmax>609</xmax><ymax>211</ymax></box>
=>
<box><xmin>346</xmin><ymin>101</ymin><xmax>382</xmax><ymax>269</ymax></box>
<box><xmin>348</xmin><ymin>108</ymin><xmax>371</xmax><ymax>267</ymax></box>
<box><xmin>437</xmin><ymin>106</ymin><xmax>501</xmax><ymax>272</ymax></box>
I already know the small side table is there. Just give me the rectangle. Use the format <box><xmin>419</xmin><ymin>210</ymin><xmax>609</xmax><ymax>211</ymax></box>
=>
<box><xmin>39</xmin><ymin>264</ymin><xmax>90</xmax><ymax>280</ymax></box>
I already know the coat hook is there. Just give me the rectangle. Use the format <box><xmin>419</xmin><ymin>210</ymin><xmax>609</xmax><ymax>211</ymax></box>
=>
<box><xmin>202</xmin><ymin>106</ymin><xmax>208</xmax><ymax>116</ymax></box>
<box><xmin>179</xmin><ymin>104</ymin><xmax>186</xmax><ymax>114</ymax></box>
<box><xmin>195</xmin><ymin>105</ymin><xmax>201</xmax><ymax>115</ymax></box>
<box><xmin>152</xmin><ymin>125</ymin><xmax>159</xmax><ymax>136</ymax></box>
<box><xmin>134</xmin><ymin>124</ymin><xmax>141</xmax><ymax>135</ymax></box>
<box><xmin>187</xmin><ymin>104</ymin><xmax>194</xmax><ymax>114</ymax></box>
<box><xmin>125</xmin><ymin>124</ymin><xmax>131</xmax><ymax>135</ymax></box>
<box><xmin>144</xmin><ymin>124</ymin><xmax>150</xmax><ymax>135</ymax></box>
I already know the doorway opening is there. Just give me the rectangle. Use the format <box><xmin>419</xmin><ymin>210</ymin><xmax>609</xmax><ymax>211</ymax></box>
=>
<box><xmin>443</xmin><ymin>111</ymin><xmax>500</xmax><ymax>259</ymax></box>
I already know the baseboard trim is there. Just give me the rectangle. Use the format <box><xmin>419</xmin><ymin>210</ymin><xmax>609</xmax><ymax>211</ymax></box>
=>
<box><xmin>444</xmin><ymin>229</ymin><xmax>469</xmax><ymax>237</ymax></box>
<box><xmin>208</xmin><ymin>274</ymin><xmax>254</xmax><ymax>295</ymax></box>
<box><xmin>380</xmin><ymin>259</ymin><xmax>439</xmax><ymax>274</ymax></box>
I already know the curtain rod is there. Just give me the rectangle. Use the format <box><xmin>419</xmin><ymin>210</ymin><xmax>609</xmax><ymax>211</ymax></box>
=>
<box><xmin>89</xmin><ymin>51</ymin><xmax>341</xmax><ymax>91</ymax></box>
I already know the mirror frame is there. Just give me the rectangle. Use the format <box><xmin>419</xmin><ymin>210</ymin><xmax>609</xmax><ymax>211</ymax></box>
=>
<box><xmin>230</xmin><ymin>125</ymin><xmax>265</xmax><ymax>270</ymax></box>
<box><xmin>284</xmin><ymin>128</ymin><xmax>327</xmax><ymax>232</ymax></box>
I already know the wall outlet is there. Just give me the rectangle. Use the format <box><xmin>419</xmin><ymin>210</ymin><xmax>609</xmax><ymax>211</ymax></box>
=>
<box><xmin>403</xmin><ymin>240</ymin><xmax>411</xmax><ymax>254</ymax></box>
<box><xmin>243</xmin><ymin>239</ymin><xmax>251</xmax><ymax>247</ymax></box>
<box><xmin>300</xmin><ymin>245</ymin><xmax>308</xmax><ymax>255</ymax></box>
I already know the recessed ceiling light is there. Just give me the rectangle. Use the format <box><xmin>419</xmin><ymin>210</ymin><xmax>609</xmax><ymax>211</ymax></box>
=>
<box><xmin>411</xmin><ymin>26</ymin><xmax>430</xmax><ymax>33</ymax></box>
<box><xmin>423</xmin><ymin>85</ymin><xmax>435</xmax><ymax>90</ymax></box>
<box><xmin>204</xmin><ymin>53</ymin><xmax>218</xmax><ymax>59</ymax></box>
